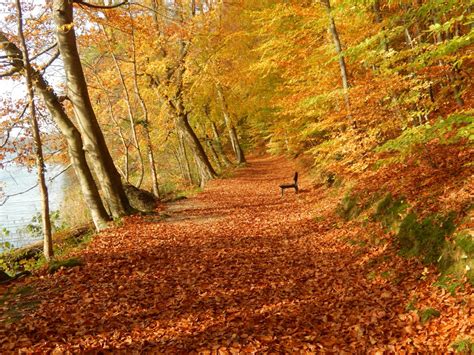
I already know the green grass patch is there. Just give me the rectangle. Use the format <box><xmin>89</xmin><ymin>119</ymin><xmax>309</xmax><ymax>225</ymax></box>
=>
<box><xmin>419</xmin><ymin>308</ymin><xmax>441</xmax><ymax>325</ymax></box>
<box><xmin>0</xmin><ymin>285</ymin><xmax>39</xmax><ymax>323</ymax></box>
<box><xmin>373</xmin><ymin>193</ymin><xmax>408</xmax><ymax>231</ymax></box>
<box><xmin>433</xmin><ymin>275</ymin><xmax>464</xmax><ymax>296</ymax></box>
<box><xmin>336</xmin><ymin>193</ymin><xmax>361</xmax><ymax>221</ymax></box>
<box><xmin>405</xmin><ymin>297</ymin><xmax>417</xmax><ymax>312</ymax></box>
<box><xmin>48</xmin><ymin>257</ymin><xmax>83</xmax><ymax>274</ymax></box>
<box><xmin>450</xmin><ymin>337</ymin><xmax>474</xmax><ymax>353</ymax></box>
<box><xmin>397</xmin><ymin>212</ymin><xmax>456</xmax><ymax>265</ymax></box>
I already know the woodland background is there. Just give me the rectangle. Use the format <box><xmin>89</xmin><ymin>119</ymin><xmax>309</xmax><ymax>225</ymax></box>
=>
<box><xmin>0</xmin><ymin>0</ymin><xmax>473</xmax><ymax>351</ymax></box>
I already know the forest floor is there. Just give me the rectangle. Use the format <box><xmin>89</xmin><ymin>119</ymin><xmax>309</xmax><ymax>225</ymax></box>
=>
<box><xmin>0</xmin><ymin>156</ymin><xmax>472</xmax><ymax>352</ymax></box>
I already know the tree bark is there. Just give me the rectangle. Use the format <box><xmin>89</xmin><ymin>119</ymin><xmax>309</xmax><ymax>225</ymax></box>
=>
<box><xmin>16</xmin><ymin>0</ymin><xmax>53</xmax><ymax>260</ymax></box>
<box><xmin>101</xmin><ymin>25</ymin><xmax>145</xmax><ymax>188</ymax></box>
<box><xmin>53</xmin><ymin>0</ymin><xmax>132</xmax><ymax>218</ymax></box>
<box><xmin>178</xmin><ymin>130</ymin><xmax>193</xmax><ymax>184</ymax></box>
<box><xmin>216</xmin><ymin>84</ymin><xmax>246</xmax><ymax>164</ymax></box>
<box><xmin>322</xmin><ymin>0</ymin><xmax>349</xmax><ymax>91</ymax></box>
<box><xmin>211</xmin><ymin>121</ymin><xmax>232</xmax><ymax>166</ymax></box>
<box><xmin>0</xmin><ymin>32</ymin><xmax>111</xmax><ymax>231</ymax></box>
<box><xmin>129</xmin><ymin>11</ymin><xmax>160</xmax><ymax>198</ymax></box>
<box><xmin>168</xmin><ymin>43</ymin><xmax>217</xmax><ymax>183</ymax></box>
<box><xmin>321</xmin><ymin>0</ymin><xmax>352</xmax><ymax>121</ymax></box>
<box><xmin>175</xmin><ymin>112</ymin><xmax>216</xmax><ymax>182</ymax></box>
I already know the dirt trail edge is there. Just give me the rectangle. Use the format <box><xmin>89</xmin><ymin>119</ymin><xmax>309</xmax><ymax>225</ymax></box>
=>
<box><xmin>1</xmin><ymin>156</ymin><xmax>472</xmax><ymax>352</ymax></box>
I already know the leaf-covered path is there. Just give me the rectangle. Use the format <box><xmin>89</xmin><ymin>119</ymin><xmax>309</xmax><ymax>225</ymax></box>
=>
<box><xmin>1</xmin><ymin>156</ymin><xmax>472</xmax><ymax>352</ymax></box>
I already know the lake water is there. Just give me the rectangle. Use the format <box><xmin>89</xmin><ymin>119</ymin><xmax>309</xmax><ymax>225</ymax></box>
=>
<box><xmin>0</xmin><ymin>164</ymin><xmax>67</xmax><ymax>250</ymax></box>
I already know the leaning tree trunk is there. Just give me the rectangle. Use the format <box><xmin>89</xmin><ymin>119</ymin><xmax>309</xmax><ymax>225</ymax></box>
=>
<box><xmin>0</xmin><ymin>32</ymin><xmax>111</xmax><ymax>231</ymax></box>
<box><xmin>53</xmin><ymin>0</ymin><xmax>132</xmax><ymax>218</ymax></box>
<box><xmin>101</xmin><ymin>25</ymin><xmax>145</xmax><ymax>189</ymax></box>
<box><xmin>129</xmin><ymin>12</ymin><xmax>160</xmax><ymax>198</ymax></box>
<box><xmin>166</xmin><ymin>40</ymin><xmax>217</xmax><ymax>184</ymax></box>
<box><xmin>211</xmin><ymin>121</ymin><xmax>232</xmax><ymax>166</ymax></box>
<box><xmin>215</xmin><ymin>84</ymin><xmax>246</xmax><ymax>164</ymax></box>
<box><xmin>16</xmin><ymin>0</ymin><xmax>53</xmax><ymax>260</ymax></box>
<box><xmin>321</xmin><ymin>0</ymin><xmax>352</xmax><ymax>121</ymax></box>
<box><xmin>90</xmin><ymin>68</ymin><xmax>131</xmax><ymax>183</ymax></box>
<box><xmin>202</xmin><ymin>127</ymin><xmax>222</xmax><ymax>170</ymax></box>
<box><xmin>177</xmin><ymin>112</ymin><xmax>217</xmax><ymax>182</ymax></box>
<box><xmin>178</xmin><ymin>130</ymin><xmax>193</xmax><ymax>184</ymax></box>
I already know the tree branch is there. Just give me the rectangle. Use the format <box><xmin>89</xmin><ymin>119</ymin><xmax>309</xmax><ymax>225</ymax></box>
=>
<box><xmin>0</xmin><ymin>67</ymin><xmax>20</xmax><ymax>78</ymax></box>
<box><xmin>30</xmin><ymin>42</ymin><xmax>58</xmax><ymax>62</ymax></box>
<box><xmin>74</xmin><ymin>0</ymin><xmax>128</xmax><ymax>10</ymax></box>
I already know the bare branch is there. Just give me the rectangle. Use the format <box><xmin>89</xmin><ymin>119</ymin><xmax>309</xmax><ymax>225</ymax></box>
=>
<box><xmin>30</xmin><ymin>42</ymin><xmax>58</xmax><ymax>62</ymax></box>
<box><xmin>74</xmin><ymin>0</ymin><xmax>128</xmax><ymax>10</ymax></box>
<box><xmin>0</xmin><ymin>67</ymin><xmax>20</xmax><ymax>78</ymax></box>
<box><xmin>39</xmin><ymin>49</ymin><xmax>60</xmax><ymax>72</ymax></box>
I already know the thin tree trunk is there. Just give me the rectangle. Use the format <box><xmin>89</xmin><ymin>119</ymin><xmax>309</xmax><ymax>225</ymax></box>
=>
<box><xmin>0</xmin><ymin>32</ymin><xmax>111</xmax><ymax>231</ymax></box>
<box><xmin>198</xmin><ymin>121</ymin><xmax>222</xmax><ymax>170</ymax></box>
<box><xmin>15</xmin><ymin>0</ymin><xmax>53</xmax><ymax>260</ymax></box>
<box><xmin>211</xmin><ymin>121</ymin><xmax>232</xmax><ymax>166</ymax></box>
<box><xmin>322</xmin><ymin>0</ymin><xmax>349</xmax><ymax>91</ymax></box>
<box><xmin>321</xmin><ymin>0</ymin><xmax>352</xmax><ymax>121</ymax></box>
<box><xmin>101</xmin><ymin>26</ymin><xmax>145</xmax><ymax>188</ymax></box>
<box><xmin>167</xmin><ymin>42</ymin><xmax>217</xmax><ymax>183</ymax></box>
<box><xmin>215</xmin><ymin>84</ymin><xmax>245</xmax><ymax>163</ymax></box>
<box><xmin>129</xmin><ymin>11</ymin><xmax>160</xmax><ymax>198</ymax></box>
<box><xmin>90</xmin><ymin>69</ymin><xmax>131</xmax><ymax>183</ymax></box>
<box><xmin>53</xmin><ymin>0</ymin><xmax>132</xmax><ymax>218</ymax></box>
<box><xmin>178</xmin><ymin>130</ymin><xmax>193</xmax><ymax>184</ymax></box>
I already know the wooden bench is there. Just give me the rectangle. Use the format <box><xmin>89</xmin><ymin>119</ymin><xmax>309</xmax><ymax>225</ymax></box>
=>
<box><xmin>279</xmin><ymin>172</ymin><xmax>299</xmax><ymax>196</ymax></box>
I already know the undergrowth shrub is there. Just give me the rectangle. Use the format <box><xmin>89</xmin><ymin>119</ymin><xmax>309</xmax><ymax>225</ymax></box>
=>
<box><xmin>336</xmin><ymin>193</ymin><xmax>360</xmax><ymax>221</ymax></box>
<box><xmin>373</xmin><ymin>193</ymin><xmax>408</xmax><ymax>230</ymax></box>
<box><xmin>48</xmin><ymin>258</ymin><xmax>83</xmax><ymax>274</ymax></box>
<box><xmin>450</xmin><ymin>337</ymin><xmax>474</xmax><ymax>353</ymax></box>
<box><xmin>376</xmin><ymin>112</ymin><xmax>474</xmax><ymax>167</ymax></box>
<box><xmin>397</xmin><ymin>212</ymin><xmax>456</xmax><ymax>264</ymax></box>
<box><xmin>419</xmin><ymin>308</ymin><xmax>441</xmax><ymax>325</ymax></box>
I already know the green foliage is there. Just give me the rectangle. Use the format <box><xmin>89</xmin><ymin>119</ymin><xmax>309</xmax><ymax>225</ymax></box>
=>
<box><xmin>455</xmin><ymin>232</ymin><xmax>474</xmax><ymax>254</ymax></box>
<box><xmin>373</xmin><ymin>193</ymin><xmax>408</xmax><ymax>230</ymax></box>
<box><xmin>336</xmin><ymin>193</ymin><xmax>361</xmax><ymax>221</ymax></box>
<box><xmin>450</xmin><ymin>337</ymin><xmax>474</xmax><ymax>353</ymax></box>
<box><xmin>0</xmin><ymin>285</ymin><xmax>38</xmax><ymax>323</ymax></box>
<box><xmin>397</xmin><ymin>212</ymin><xmax>456</xmax><ymax>264</ymax></box>
<box><xmin>405</xmin><ymin>297</ymin><xmax>417</xmax><ymax>312</ymax></box>
<box><xmin>438</xmin><ymin>231</ymin><xmax>474</xmax><ymax>286</ymax></box>
<box><xmin>377</xmin><ymin>112</ymin><xmax>474</xmax><ymax>160</ymax></box>
<box><xmin>21</xmin><ymin>210</ymin><xmax>67</xmax><ymax>238</ymax></box>
<box><xmin>419</xmin><ymin>308</ymin><xmax>441</xmax><ymax>325</ymax></box>
<box><xmin>434</xmin><ymin>275</ymin><xmax>464</xmax><ymax>296</ymax></box>
<box><xmin>48</xmin><ymin>257</ymin><xmax>83</xmax><ymax>274</ymax></box>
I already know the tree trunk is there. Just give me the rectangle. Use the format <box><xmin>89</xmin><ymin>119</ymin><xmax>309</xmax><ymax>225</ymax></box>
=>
<box><xmin>16</xmin><ymin>0</ymin><xmax>53</xmax><ymax>260</ymax></box>
<box><xmin>165</xmin><ymin>41</ymin><xmax>217</xmax><ymax>184</ymax></box>
<box><xmin>215</xmin><ymin>84</ymin><xmax>246</xmax><ymax>164</ymax></box>
<box><xmin>0</xmin><ymin>32</ymin><xmax>111</xmax><ymax>231</ymax></box>
<box><xmin>53</xmin><ymin>0</ymin><xmax>132</xmax><ymax>218</ymax></box>
<box><xmin>321</xmin><ymin>0</ymin><xmax>352</xmax><ymax>121</ymax></box>
<box><xmin>322</xmin><ymin>0</ymin><xmax>350</xmax><ymax>91</ymax></box>
<box><xmin>89</xmin><ymin>68</ymin><xmax>131</xmax><ymax>183</ymax></box>
<box><xmin>176</xmin><ymin>112</ymin><xmax>216</xmax><ymax>182</ymax></box>
<box><xmin>211</xmin><ymin>121</ymin><xmax>232</xmax><ymax>166</ymax></box>
<box><xmin>178</xmin><ymin>130</ymin><xmax>193</xmax><ymax>184</ymax></box>
<box><xmin>102</xmin><ymin>25</ymin><xmax>145</xmax><ymax>189</ymax></box>
<box><xmin>129</xmin><ymin>12</ymin><xmax>160</xmax><ymax>198</ymax></box>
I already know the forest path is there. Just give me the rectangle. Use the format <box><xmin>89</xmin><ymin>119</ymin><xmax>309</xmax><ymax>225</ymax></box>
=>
<box><xmin>1</xmin><ymin>156</ymin><xmax>471</xmax><ymax>352</ymax></box>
